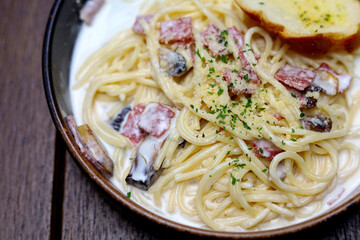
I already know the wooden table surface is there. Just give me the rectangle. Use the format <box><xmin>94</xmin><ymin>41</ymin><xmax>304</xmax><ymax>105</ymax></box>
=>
<box><xmin>1</xmin><ymin>0</ymin><xmax>359</xmax><ymax>239</ymax></box>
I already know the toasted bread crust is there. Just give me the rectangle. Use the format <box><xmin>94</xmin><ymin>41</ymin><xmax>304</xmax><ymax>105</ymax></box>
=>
<box><xmin>237</xmin><ymin>1</ymin><xmax>360</xmax><ymax>56</ymax></box>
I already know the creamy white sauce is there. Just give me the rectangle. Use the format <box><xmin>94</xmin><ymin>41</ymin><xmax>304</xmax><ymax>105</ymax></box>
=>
<box><xmin>69</xmin><ymin>0</ymin><xmax>360</xmax><ymax>231</ymax></box>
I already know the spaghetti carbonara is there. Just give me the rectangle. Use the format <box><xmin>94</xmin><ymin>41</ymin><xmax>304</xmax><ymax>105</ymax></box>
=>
<box><xmin>70</xmin><ymin>0</ymin><xmax>360</xmax><ymax>231</ymax></box>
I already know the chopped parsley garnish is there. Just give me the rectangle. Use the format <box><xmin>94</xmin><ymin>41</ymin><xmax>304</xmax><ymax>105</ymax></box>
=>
<box><xmin>300</xmin><ymin>112</ymin><xmax>305</xmax><ymax>118</ymax></box>
<box><xmin>241</xmin><ymin>120</ymin><xmax>251</xmax><ymax>130</ymax></box>
<box><xmin>291</xmin><ymin>93</ymin><xmax>297</xmax><ymax>98</ymax></box>
<box><xmin>126</xmin><ymin>192</ymin><xmax>131</xmax><ymax>199</ymax></box>
<box><xmin>190</xmin><ymin>104</ymin><xmax>194</xmax><ymax>109</ymax></box>
<box><xmin>230</xmin><ymin>173</ymin><xmax>237</xmax><ymax>185</ymax></box>
<box><xmin>196</xmin><ymin>49</ymin><xmax>204</xmax><ymax>61</ymax></box>
<box><xmin>244</xmin><ymin>74</ymin><xmax>251</xmax><ymax>82</ymax></box>
<box><xmin>217</xmin><ymin>87</ymin><xmax>224</xmax><ymax>96</ymax></box>
<box><xmin>219</xmin><ymin>55</ymin><xmax>228</xmax><ymax>64</ymax></box>
<box><xmin>290</xmin><ymin>138</ymin><xmax>297</xmax><ymax>142</ymax></box>
<box><xmin>262</xmin><ymin>168</ymin><xmax>267</xmax><ymax>172</ymax></box>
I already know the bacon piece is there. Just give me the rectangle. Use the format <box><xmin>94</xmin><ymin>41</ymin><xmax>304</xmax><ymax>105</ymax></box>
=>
<box><xmin>201</xmin><ymin>23</ymin><xmax>228</xmax><ymax>57</ymax></box>
<box><xmin>237</xmin><ymin>55</ymin><xmax>260</xmax><ymax>84</ymax></box>
<box><xmin>228</xmin><ymin>26</ymin><xmax>245</xmax><ymax>49</ymax></box>
<box><xmin>223</xmin><ymin>67</ymin><xmax>257</xmax><ymax>95</ymax></box>
<box><xmin>317</xmin><ymin>63</ymin><xmax>352</xmax><ymax>94</ymax></box>
<box><xmin>132</xmin><ymin>14</ymin><xmax>154</xmax><ymax>34</ymax></box>
<box><xmin>160</xmin><ymin>17</ymin><xmax>194</xmax><ymax>44</ymax></box>
<box><xmin>121</xmin><ymin>103</ymin><xmax>147</xmax><ymax>145</ymax></box>
<box><xmin>284</xmin><ymin>85</ymin><xmax>318</xmax><ymax>109</ymax></box>
<box><xmin>228</xmin><ymin>27</ymin><xmax>260</xmax><ymax>83</ymax></box>
<box><xmin>284</xmin><ymin>85</ymin><xmax>307</xmax><ymax>107</ymax></box>
<box><xmin>300</xmin><ymin>115</ymin><xmax>332</xmax><ymax>132</ymax></box>
<box><xmin>275</xmin><ymin>64</ymin><xmax>316</xmax><ymax>91</ymax></box>
<box><xmin>79</xmin><ymin>0</ymin><xmax>104</xmax><ymax>26</ymax></box>
<box><xmin>253</xmin><ymin>139</ymin><xmax>284</xmax><ymax>160</ymax></box>
<box><xmin>137</xmin><ymin>103</ymin><xmax>175</xmax><ymax>138</ymax></box>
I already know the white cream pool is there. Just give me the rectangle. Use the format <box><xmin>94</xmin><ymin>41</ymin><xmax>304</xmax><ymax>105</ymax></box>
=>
<box><xmin>69</xmin><ymin>0</ymin><xmax>360</xmax><ymax>231</ymax></box>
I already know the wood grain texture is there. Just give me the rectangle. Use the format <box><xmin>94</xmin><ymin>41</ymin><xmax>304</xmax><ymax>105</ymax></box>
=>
<box><xmin>62</xmin><ymin>153</ymin><xmax>158</xmax><ymax>240</ymax></box>
<box><xmin>0</xmin><ymin>0</ymin><xmax>54</xmax><ymax>239</ymax></box>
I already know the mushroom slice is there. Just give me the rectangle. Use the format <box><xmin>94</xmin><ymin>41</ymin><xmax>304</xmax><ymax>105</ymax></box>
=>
<box><xmin>111</xmin><ymin>106</ymin><xmax>131</xmax><ymax>131</ymax></box>
<box><xmin>300</xmin><ymin>115</ymin><xmax>332</xmax><ymax>132</ymax></box>
<box><xmin>159</xmin><ymin>47</ymin><xmax>188</xmax><ymax>77</ymax></box>
<box><xmin>65</xmin><ymin>116</ymin><xmax>113</xmax><ymax>179</ymax></box>
<box><xmin>78</xmin><ymin>124</ymin><xmax>114</xmax><ymax>179</ymax></box>
<box><xmin>125</xmin><ymin>135</ymin><xmax>165</xmax><ymax>190</ymax></box>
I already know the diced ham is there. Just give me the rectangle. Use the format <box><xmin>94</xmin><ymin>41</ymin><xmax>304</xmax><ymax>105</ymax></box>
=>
<box><xmin>137</xmin><ymin>103</ymin><xmax>175</xmax><ymax>138</ymax></box>
<box><xmin>160</xmin><ymin>17</ymin><xmax>194</xmax><ymax>44</ymax></box>
<box><xmin>121</xmin><ymin>103</ymin><xmax>147</xmax><ymax>145</ymax></box>
<box><xmin>223</xmin><ymin>67</ymin><xmax>257</xmax><ymax>95</ymax></box>
<box><xmin>253</xmin><ymin>139</ymin><xmax>284</xmax><ymax>160</ymax></box>
<box><xmin>132</xmin><ymin>14</ymin><xmax>154</xmax><ymax>34</ymax></box>
<box><xmin>79</xmin><ymin>0</ymin><xmax>104</xmax><ymax>26</ymax></box>
<box><xmin>317</xmin><ymin>63</ymin><xmax>352</xmax><ymax>94</ymax></box>
<box><xmin>274</xmin><ymin>64</ymin><xmax>316</xmax><ymax>91</ymax></box>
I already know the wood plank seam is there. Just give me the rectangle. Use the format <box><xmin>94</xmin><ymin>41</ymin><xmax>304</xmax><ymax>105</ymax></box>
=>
<box><xmin>50</xmin><ymin>132</ymin><xmax>67</xmax><ymax>240</ymax></box>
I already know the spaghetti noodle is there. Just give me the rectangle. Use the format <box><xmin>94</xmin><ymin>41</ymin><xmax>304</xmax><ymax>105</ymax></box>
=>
<box><xmin>71</xmin><ymin>0</ymin><xmax>360</xmax><ymax>231</ymax></box>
